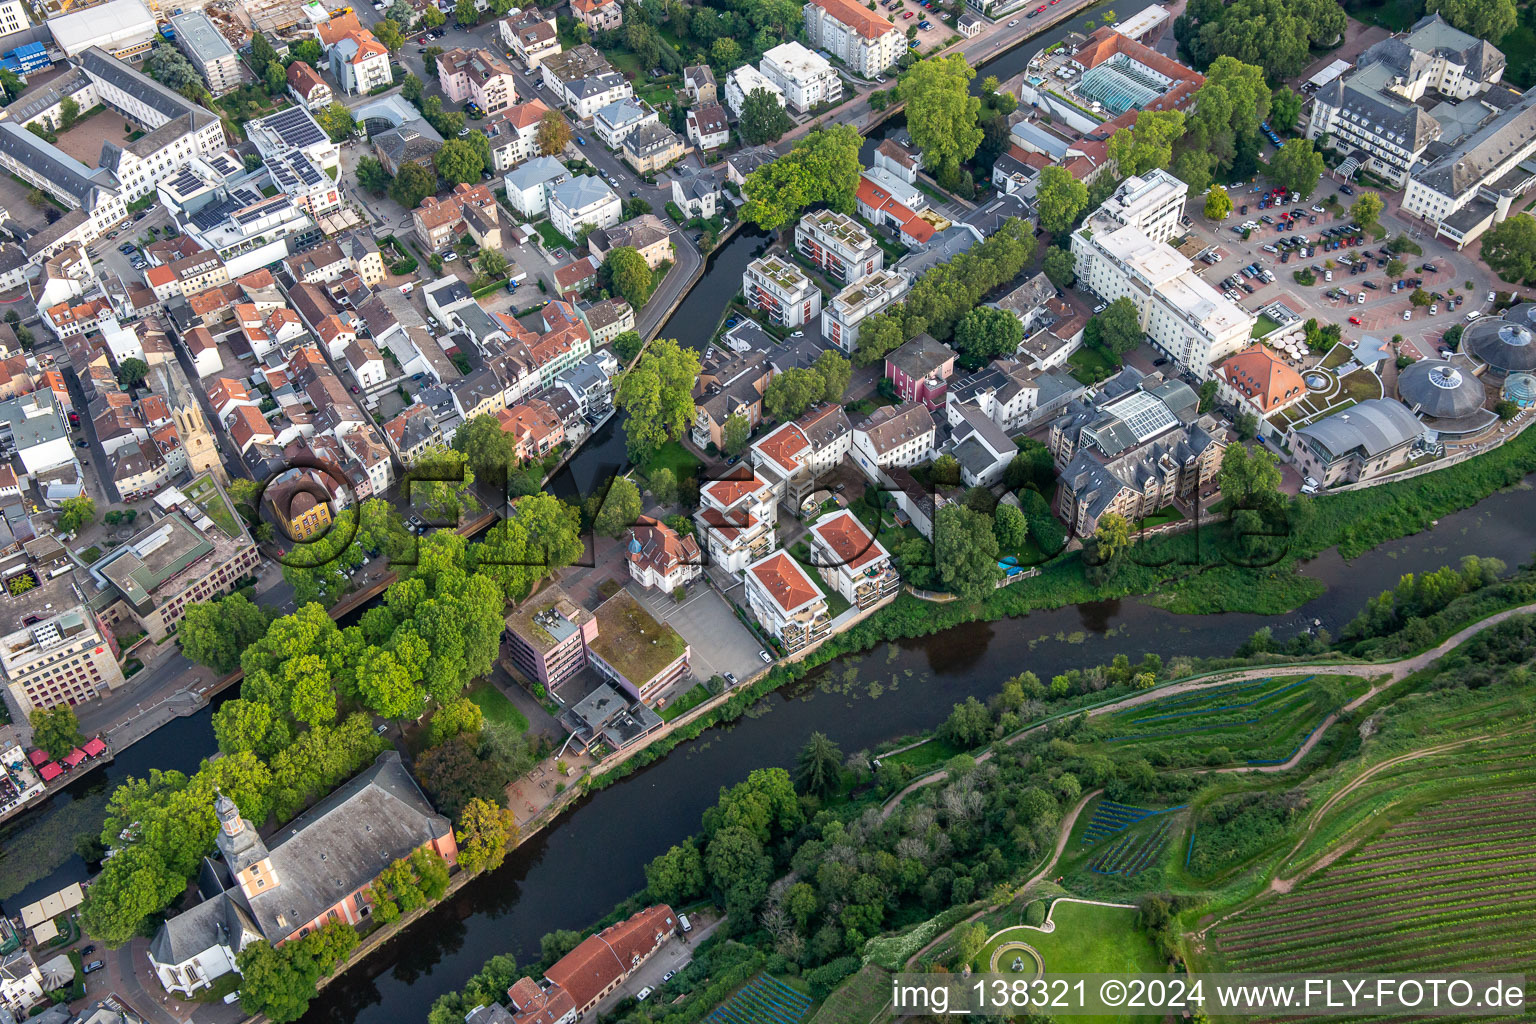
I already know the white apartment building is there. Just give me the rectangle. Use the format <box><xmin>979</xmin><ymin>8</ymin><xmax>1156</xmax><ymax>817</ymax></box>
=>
<box><xmin>330</xmin><ymin>29</ymin><xmax>393</xmax><ymax>94</ymax></box>
<box><xmin>1</xmin><ymin>594</ymin><xmax>125</xmax><ymax>715</ymax></box>
<box><xmin>548</xmin><ymin>175</ymin><xmax>621</xmax><ymax>240</ymax></box>
<box><xmin>724</xmin><ymin>65</ymin><xmax>785</xmax><ymax>117</ymax></box>
<box><xmin>803</xmin><ymin>0</ymin><xmax>904</xmax><ymax>77</ymax></box>
<box><xmin>750</xmin><ymin>404</ymin><xmax>852</xmax><ymax>504</ymax></box>
<box><xmin>1306</xmin><ymin>14</ymin><xmax>1505</xmax><ymax>187</ymax></box>
<box><xmin>501</xmin><ymin>10</ymin><xmax>560</xmax><ymax>68</ymax></box>
<box><xmin>486</xmin><ymin>100</ymin><xmax>553</xmax><ymax>171</ymax></box>
<box><xmin>795</xmin><ymin>209</ymin><xmax>883</xmax><ymax>283</ymax></box>
<box><xmin>103</xmin><ymin>111</ymin><xmax>228</xmax><ymax>202</ymax></box>
<box><xmin>821</xmin><ymin>267</ymin><xmax>910</xmax><ymax>353</ymax></box>
<box><xmin>0</xmin><ymin>0</ymin><xmax>27</xmax><ymax>34</ymax></box>
<box><xmin>1402</xmin><ymin>90</ymin><xmax>1536</xmax><ymax>247</ymax></box>
<box><xmin>169</xmin><ymin>11</ymin><xmax>241</xmax><ymax>96</ymax></box>
<box><xmin>808</xmin><ymin>509</ymin><xmax>899</xmax><ymax>610</ymax></box>
<box><xmin>743</xmin><ymin>254</ymin><xmax>821</xmax><ymax>328</ymax></box>
<box><xmin>247</xmin><ymin>106</ymin><xmax>341</xmax><ymax>171</ymax></box>
<box><xmin>694</xmin><ymin>473</ymin><xmax>778</xmax><ymax>575</ymax></box>
<box><xmin>593</xmin><ymin>98</ymin><xmax>657</xmax><ymax>147</ymax></box>
<box><xmin>850</xmin><ymin>401</ymin><xmax>933</xmax><ymax>480</ymax></box>
<box><xmin>1093</xmin><ymin>169</ymin><xmax>1186</xmax><ymax>242</ymax></box>
<box><xmin>503</xmin><ymin>155</ymin><xmax>569</xmax><ymax>217</ymax></box>
<box><xmin>760</xmin><ymin>42</ymin><xmax>842</xmax><ymax>113</ymax></box>
<box><xmin>438</xmin><ymin>47</ymin><xmax>519</xmax><ymax>114</ymax></box>
<box><xmin>744</xmin><ymin>551</ymin><xmax>830</xmax><ymax>653</ymax></box>
<box><xmin>539</xmin><ymin>45</ymin><xmax>633</xmax><ymax>120</ymax></box>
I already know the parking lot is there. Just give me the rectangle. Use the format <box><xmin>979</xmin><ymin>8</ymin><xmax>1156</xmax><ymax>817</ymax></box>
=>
<box><xmin>625</xmin><ymin>580</ymin><xmax>766</xmax><ymax>691</ymax></box>
<box><xmin>876</xmin><ymin>0</ymin><xmax>953</xmax><ymax>68</ymax></box>
<box><xmin>1179</xmin><ymin>180</ymin><xmax>1497</xmax><ymax>360</ymax></box>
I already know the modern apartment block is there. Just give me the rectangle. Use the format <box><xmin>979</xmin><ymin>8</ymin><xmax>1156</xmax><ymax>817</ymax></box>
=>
<box><xmin>759</xmin><ymin>42</ymin><xmax>842</xmax><ymax>112</ymax></box>
<box><xmin>1071</xmin><ymin>172</ymin><xmax>1254</xmax><ymax>377</ymax></box>
<box><xmin>821</xmin><ymin>268</ymin><xmax>910</xmax><ymax>354</ymax></box>
<box><xmin>0</xmin><ymin>570</ymin><xmax>123</xmax><ymax>715</ymax></box>
<box><xmin>803</xmin><ymin>0</ymin><xmax>904</xmax><ymax>77</ymax></box>
<box><xmin>795</xmin><ymin>209</ymin><xmax>883</xmax><ymax>284</ymax></box>
<box><xmin>502</xmin><ymin>585</ymin><xmax>597</xmax><ymax>691</ymax></box>
<box><xmin>168</xmin><ymin>12</ymin><xmax>241</xmax><ymax>96</ymax></box>
<box><xmin>744</xmin><ymin>551</ymin><xmax>830</xmax><ymax>653</ymax></box>
<box><xmin>694</xmin><ymin>472</ymin><xmax>778</xmax><ymax>575</ymax></box>
<box><xmin>808</xmin><ymin>509</ymin><xmax>899</xmax><ymax>610</ymax></box>
<box><xmin>1091</xmin><ymin>169</ymin><xmax>1186</xmax><ymax>242</ymax></box>
<box><xmin>437</xmin><ymin>47</ymin><xmax>519</xmax><ymax>114</ymax></box>
<box><xmin>743</xmin><ymin>254</ymin><xmax>821</xmax><ymax>328</ymax></box>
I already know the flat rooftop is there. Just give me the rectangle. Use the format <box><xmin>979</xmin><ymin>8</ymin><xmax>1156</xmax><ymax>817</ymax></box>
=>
<box><xmin>505</xmin><ymin>585</ymin><xmax>590</xmax><ymax>654</ymax></box>
<box><xmin>589</xmin><ymin>591</ymin><xmax>687</xmax><ymax>686</ymax></box>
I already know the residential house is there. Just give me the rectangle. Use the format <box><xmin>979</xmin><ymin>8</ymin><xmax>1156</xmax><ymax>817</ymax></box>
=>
<box><xmin>745</xmin><ymin>550</ymin><xmax>830</xmax><ymax>653</ymax></box>
<box><xmin>383</xmin><ymin>404</ymin><xmax>444</xmax><ymax>465</ymax></box>
<box><xmin>502</xmin><ymin>8</ymin><xmax>561</xmax><ymax>69</ymax></box>
<box><xmin>743</xmin><ymin>254</ymin><xmax>820</xmax><ymax>328</ymax></box>
<box><xmin>587</xmin><ymin>214</ymin><xmax>672</xmax><ymax>269</ymax></box>
<box><xmin>570</xmin><ymin>0</ymin><xmax>623</xmax><ymax>32</ymax></box>
<box><xmin>621</xmin><ymin>123</ymin><xmax>684</xmax><ymax>174</ymax></box>
<box><xmin>1216</xmin><ymin>344</ymin><xmax>1307</xmax><ymax>421</ymax></box>
<box><xmin>683</xmin><ymin>65</ymin><xmax>717</xmax><ymax>105</ymax></box>
<box><xmin>803</xmin><ymin>0</ymin><xmax>905</xmax><ymax>77</ymax></box>
<box><xmin>286</xmin><ymin>61</ymin><xmax>332</xmax><ymax>110</ymax></box>
<box><xmin>874</xmin><ymin>137</ymin><xmax>921</xmax><ymax>184</ymax></box>
<box><xmin>329</xmin><ymin>29</ymin><xmax>393</xmax><ymax>94</ymax></box>
<box><xmin>686</xmin><ymin>103</ymin><xmax>730</xmax><ymax>151</ymax></box>
<box><xmin>724</xmin><ymin>66</ymin><xmax>785</xmax><ymax>117</ymax></box>
<box><xmin>548</xmin><ymin>175</ymin><xmax>621</xmax><ymax>240</ymax></box>
<box><xmin>579</xmin><ymin>298</ymin><xmax>634</xmax><ymax>346</ymax></box>
<box><xmin>942</xmin><ymin>401</ymin><xmax>1017</xmax><ymax>487</ymax></box>
<box><xmin>539</xmin><ymin>45</ymin><xmax>633</xmax><ymax>121</ymax></box>
<box><xmin>553</xmin><ymin>255</ymin><xmax>601</xmax><ymax>295</ymax></box>
<box><xmin>413</xmin><ymin>182</ymin><xmax>502</xmax><ymax>252</ymax></box>
<box><xmin>438</xmin><ymin>47</ymin><xmax>519</xmax><ymax>114</ymax></box>
<box><xmin>692</xmin><ymin>348</ymin><xmax>772</xmax><ymax>449</ymax></box>
<box><xmin>947</xmin><ymin>355</ymin><xmax>1085</xmax><ymax>435</ymax></box>
<box><xmin>750</xmin><ymin>403</ymin><xmax>851</xmax><ymax>504</ymax></box>
<box><xmin>485</xmin><ymin>99</ymin><xmax>555</xmax><ymax>171</ymax></box>
<box><xmin>593</xmin><ymin>98</ymin><xmax>657</xmax><ymax>147</ymax></box>
<box><xmin>496</xmin><ymin>398</ymin><xmax>565</xmax><ymax>458</ymax></box>
<box><xmin>625</xmin><ymin>515</ymin><xmax>702</xmax><ymax>592</ymax></box>
<box><xmin>885</xmin><ymin>333</ymin><xmax>956</xmax><ymax>410</ymax></box>
<box><xmin>670</xmin><ymin>165</ymin><xmax>722</xmax><ymax>219</ymax></box>
<box><xmin>760</xmin><ymin>42</ymin><xmax>842</xmax><ymax>112</ymax></box>
<box><xmin>694</xmin><ymin>471</ymin><xmax>777</xmax><ymax>574</ymax></box>
<box><xmin>505</xmin><ymin>906</ymin><xmax>677</xmax><ymax>1024</ymax></box>
<box><xmin>808</xmin><ymin>508</ymin><xmax>899</xmax><ymax>609</ymax></box>
<box><xmin>796</xmin><ymin>209</ymin><xmax>882</xmax><ymax>284</ymax></box>
<box><xmin>503</xmin><ymin>155</ymin><xmax>571</xmax><ymax>217</ymax></box>
<box><xmin>850</xmin><ymin>401</ymin><xmax>934</xmax><ymax>480</ymax></box>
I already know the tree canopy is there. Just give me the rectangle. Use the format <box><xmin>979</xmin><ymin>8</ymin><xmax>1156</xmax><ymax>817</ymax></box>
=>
<box><xmin>953</xmin><ymin>307</ymin><xmax>1023</xmax><ymax>364</ymax></box>
<box><xmin>1429</xmin><ymin>0</ymin><xmax>1517</xmax><ymax>40</ymax></box>
<box><xmin>1107</xmin><ymin>109</ymin><xmax>1186</xmax><ymax>177</ymax></box>
<box><xmin>1176</xmin><ymin>0</ymin><xmax>1345</xmax><ymax>80</ymax></box>
<box><xmin>898</xmin><ymin>55</ymin><xmax>984</xmax><ymax>179</ymax></box>
<box><xmin>1482</xmin><ymin>214</ymin><xmax>1536</xmax><ymax>285</ymax></box>
<box><xmin>1035</xmin><ymin>165</ymin><xmax>1090</xmax><ymax>234</ymax></box>
<box><xmin>739</xmin><ymin>88</ymin><xmax>793</xmax><ymax>145</ymax></box>
<box><xmin>742</xmin><ymin>125</ymin><xmax>863</xmax><ymax>230</ymax></box>
<box><xmin>1268</xmin><ymin>138</ymin><xmax>1325</xmax><ymax>198</ymax></box>
<box><xmin>615</xmin><ymin>338</ymin><xmax>702</xmax><ymax>462</ymax></box>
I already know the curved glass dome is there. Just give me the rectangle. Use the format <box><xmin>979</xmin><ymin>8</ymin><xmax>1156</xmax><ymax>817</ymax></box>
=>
<box><xmin>1398</xmin><ymin>359</ymin><xmax>1485</xmax><ymax>420</ymax></box>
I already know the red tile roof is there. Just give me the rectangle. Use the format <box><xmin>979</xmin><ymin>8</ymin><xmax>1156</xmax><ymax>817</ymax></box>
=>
<box><xmin>1220</xmin><ymin>344</ymin><xmax>1306</xmax><ymax>413</ymax></box>
<box><xmin>809</xmin><ymin>0</ymin><xmax>896</xmax><ymax>39</ymax></box>
<box><xmin>811</xmin><ymin>509</ymin><xmax>883</xmax><ymax>572</ymax></box>
<box><xmin>700</xmin><ymin>472</ymin><xmax>770</xmax><ymax>509</ymax></box>
<box><xmin>749</xmin><ymin>551</ymin><xmax>823</xmax><ymax>615</ymax></box>
<box><xmin>627</xmin><ymin>515</ymin><xmax>702</xmax><ymax>576</ymax></box>
<box><xmin>543</xmin><ymin>905</ymin><xmax>677</xmax><ymax>1012</ymax></box>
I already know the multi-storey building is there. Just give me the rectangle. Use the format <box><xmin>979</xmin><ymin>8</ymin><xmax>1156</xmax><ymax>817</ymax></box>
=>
<box><xmin>821</xmin><ymin>268</ymin><xmax>910</xmax><ymax>354</ymax></box>
<box><xmin>625</xmin><ymin>515</ymin><xmax>703</xmax><ymax>592</ymax></box>
<box><xmin>803</xmin><ymin>0</ymin><xmax>904</xmax><ymax>77</ymax></box>
<box><xmin>686</xmin><ymin>102</ymin><xmax>730</xmax><ymax>151</ymax></box>
<box><xmin>1091</xmin><ymin>169</ymin><xmax>1186</xmax><ymax>242</ymax></box>
<box><xmin>286</xmin><ymin>61</ymin><xmax>333</xmax><ymax>110</ymax></box>
<box><xmin>485</xmin><ymin>99</ymin><xmax>555</xmax><ymax>171</ymax></box>
<box><xmin>620</xmin><ymin>122</ymin><xmax>683</xmax><ymax>174</ymax></box>
<box><xmin>169</xmin><ymin>12</ymin><xmax>240</xmax><ymax>95</ymax></box>
<box><xmin>760</xmin><ymin>42</ymin><xmax>842</xmax><ymax>112</ymax></box>
<box><xmin>587</xmin><ymin>214</ymin><xmax>672</xmax><ymax>269</ymax></box>
<box><xmin>683</xmin><ymin>65</ymin><xmax>717</xmax><ymax>105</ymax></box>
<box><xmin>505</xmin><ymin>907</ymin><xmax>678</xmax><ymax>1024</ymax></box>
<box><xmin>548</xmin><ymin>175</ymin><xmax>621</xmax><ymax>240</ymax></box>
<box><xmin>724</xmin><ymin>65</ymin><xmax>785</xmax><ymax>117</ymax></box>
<box><xmin>850</xmin><ymin>401</ymin><xmax>933</xmax><ymax>480</ymax></box>
<box><xmin>745</xmin><ymin>551</ymin><xmax>830</xmax><ymax>653</ymax></box>
<box><xmin>503</xmin><ymin>585</ymin><xmax>598</xmax><ymax>691</ymax></box>
<box><xmin>743</xmin><ymin>254</ymin><xmax>821</xmax><ymax>328</ymax></box>
<box><xmin>501</xmin><ymin>8</ymin><xmax>560</xmax><ymax>68</ymax></box>
<box><xmin>539</xmin><ymin>45</ymin><xmax>633</xmax><ymax>120</ymax></box>
<box><xmin>586</xmin><ymin>592</ymin><xmax>689</xmax><ymax>701</ymax></box>
<box><xmin>330</xmin><ymin>29</ymin><xmax>393</xmax><ymax>94</ymax></box>
<box><xmin>0</xmin><ymin>572</ymin><xmax>124</xmax><ymax>716</ymax></box>
<box><xmin>437</xmin><ymin>47</ymin><xmax>519</xmax><ymax>114</ymax></box>
<box><xmin>691</xmin><ymin>349</ymin><xmax>772</xmax><ymax>450</ymax></box>
<box><xmin>570</xmin><ymin>0</ymin><xmax>623</xmax><ymax>31</ymax></box>
<box><xmin>885</xmin><ymin>333</ymin><xmax>956</xmax><ymax>410</ymax></box>
<box><xmin>808</xmin><ymin>509</ymin><xmax>899</xmax><ymax>610</ymax></box>
<box><xmin>1402</xmin><ymin>90</ymin><xmax>1536</xmax><ymax>247</ymax></box>
<box><xmin>795</xmin><ymin>209</ymin><xmax>882</xmax><ymax>283</ymax></box>
<box><xmin>1289</xmin><ymin>399</ymin><xmax>1424</xmax><ymax>486</ymax></box>
<box><xmin>695</xmin><ymin>471</ymin><xmax>778</xmax><ymax>574</ymax></box>
<box><xmin>593</xmin><ymin>98</ymin><xmax>657</xmax><ymax>147</ymax></box>
<box><xmin>750</xmin><ymin>403</ymin><xmax>851</xmax><ymax>504</ymax></box>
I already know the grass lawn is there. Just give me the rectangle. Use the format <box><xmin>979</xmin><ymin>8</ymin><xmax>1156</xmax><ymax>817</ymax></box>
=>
<box><xmin>975</xmin><ymin>902</ymin><xmax>1163</xmax><ymax>1022</ymax></box>
<box><xmin>1251</xmin><ymin>312</ymin><xmax>1283</xmax><ymax>337</ymax></box>
<box><xmin>1320</xmin><ymin>344</ymin><xmax>1352</xmax><ymax>370</ymax></box>
<box><xmin>639</xmin><ymin>441</ymin><xmax>702</xmax><ymax>484</ymax></box>
<box><xmin>1067</xmin><ymin>344</ymin><xmax>1121</xmax><ymax>385</ymax></box>
<box><xmin>810</xmin><ymin>964</ymin><xmax>892</xmax><ymax>1024</ymax></box>
<box><xmin>183</xmin><ymin>473</ymin><xmax>242</xmax><ymax>538</ymax></box>
<box><xmin>534</xmin><ymin>220</ymin><xmax>577</xmax><ymax>251</ymax></box>
<box><xmin>467</xmin><ymin>681</ymin><xmax>530</xmax><ymax>734</ymax></box>
<box><xmin>1134</xmin><ymin>506</ymin><xmax>1185</xmax><ymax>530</ymax></box>
<box><xmin>881</xmin><ymin>735</ymin><xmax>961</xmax><ymax>770</ymax></box>
<box><xmin>658</xmin><ymin>682</ymin><xmax>711</xmax><ymax>721</ymax></box>
<box><xmin>1340</xmin><ymin>368</ymin><xmax>1383</xmax><ymax>402</ymax></box>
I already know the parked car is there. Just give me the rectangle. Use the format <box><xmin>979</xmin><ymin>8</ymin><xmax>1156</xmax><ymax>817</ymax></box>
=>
<box><xmin>759</xmin><ymin>650</ymin><xmax>772</xmax><ymax>663</ymax></box>
<box><xmin>1349</xmin><ymin>316</ymin><xmax>1362</xmax><ymax>325</ymax></box>
<box><xmin>84</xmin><ymin>961</ymin><xmax>104</xmax><ymax>975</ymax></box>
<box><xmin>637</xmin><ymin>988</ymin><xmax>653</xmax><ymax>1002</ymax></box>
<box><xmin>443</xmin><ymin>251</ymin><xmax>459</xmax><ymax>262</ymax></box>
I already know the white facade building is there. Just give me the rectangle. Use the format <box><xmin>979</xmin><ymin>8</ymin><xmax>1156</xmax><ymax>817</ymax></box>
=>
<box><xmin>724</xmin><ymin>65</ymin><xmax>786</xmax><ymax>117</ymax></box>
<box><xmin>694</xmin><ymin>473</ymin><xmax>778</xmax><ymax>575</ymax></box>
<box><xmin>821</xmin><ymin>267</ymin><xmax>910</xmax><ymax>354</ymax></box>
<box><xmin>760</xmin><ymin>42</ymin><xmax>842</xmax><ymax>113</ymax></box>
<box><xmin>803</xmin><ymin>0</ymin><xmax>904</xmax><ymax>77</ymax></box>
<box><xmin>547</xmin><ymin>175</ymin><xmax>621</xmax><ymax>240</ymax></box>
<box><xmin>743</xmin><ymin>254</ymin><xmax>821</xmax><ymax>328</ymax></box>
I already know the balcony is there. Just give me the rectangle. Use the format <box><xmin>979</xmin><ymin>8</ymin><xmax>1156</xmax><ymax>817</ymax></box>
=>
<box><xmin>853</xmin><ymin>566</ymin><xmax>900</xmax><ymax>608</ymax></box>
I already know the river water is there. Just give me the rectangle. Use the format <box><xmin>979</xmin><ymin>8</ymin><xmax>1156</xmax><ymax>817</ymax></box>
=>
<box><xmin>5</xmin><ymin>3</ymin><xmax>1533</xmax><ymax>1016</ymax></box>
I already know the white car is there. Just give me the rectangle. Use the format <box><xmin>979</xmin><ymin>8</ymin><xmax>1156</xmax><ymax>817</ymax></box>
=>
<box><xmin>759</xmin><ymin>649</ymin><xmax>772</xmax><ymax>663</ymax></box>
<box><xmin>443</xmin><ymin>251</ymin><xmax>460</xmax><ymax>262</ymax></box>
<box><xmin>1488</xmin><ymin>291</ymin><xmax>1496</xmax><ymax>302</ymax></box>
<box><xmin>637</xmin><ymin>988</ymin><xmax>653</xmax><ymax>1002</ymax></box>
<box><xmin>1429</xmin><ymin>303</ymin><xmax>1438</xmax><ymax>315</ymax></box>
<box><xmin>790</xmin><ymin>329</ymin><xmax>804</xmax><ymax>337</ymax></box>
<box><xmin>1402</xmin><ymin>309</ymin><xmax>1412</xmax><ymax>321</ymax></box>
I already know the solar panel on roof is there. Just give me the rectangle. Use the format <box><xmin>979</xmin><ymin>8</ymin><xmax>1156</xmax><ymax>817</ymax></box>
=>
<box><xmin>262</xmin><ymin>106</ymin><xmax>326</xmax><ymax>148</ymax></box>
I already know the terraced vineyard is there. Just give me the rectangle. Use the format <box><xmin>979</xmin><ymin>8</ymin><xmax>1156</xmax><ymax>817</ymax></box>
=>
<box><xmin>1210</xmin><ymin>785</ymin><xmax>1536</xmax><ymax>1020</ymax></box>
<box><xmin>1082</xmin><ymin>675</ymin><xmax>1366</xmax><ymax>766</ymax></box>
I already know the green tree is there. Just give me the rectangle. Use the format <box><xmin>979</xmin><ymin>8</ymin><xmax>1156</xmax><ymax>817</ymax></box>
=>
<box><xmin>645</xmin><ymin>842</ymin><xmax>706</xmax><ymax>905</ymax></box>
<box><xmin>742</xmin><ymin>125</ymin><xmax>863</xmax><ymax>230</ymax></box>
<box><xmin>1429</xmin><ymin>0</ymin><xmax>1516</xmax><ymax>39</ymax></box>
<box><xmin>1035</xmin><ymin>165</ymin><xmax>1089</xmax><ymax>233</ymax></box>
<box><xmin>1086</xmin><ymin>296</ymin><xmax>1142</xmax><ymax>355</ymax></box>
<box><xmin>1481</xmin><ymin>214</ymin><xmax>1536</xmax><ymax>284</ymax></box>
<box><xmin>537</xmin><ymin>109</ymin><xmax>571</xmax><ymax>156</ymax></box>
<box><xmin>898</xmin><ymin>54</ymin><xmax>983</xmax><ymax>180</ymax></box>
<box><xmin>812</xmin><ymin>349</ymin><xmax>852</xmax><ymax>403</ymax></box>
<box><xmin>604</xmin><ymin>246</ymin><xmax>654</xmax><ymax>308</ymax></box>
<box><xmin>1269</xmin><ymin>138</ymin><xmax>1324</xmax><ymax>198</ymax></box>
<box><xmin>1094</xmin><ymin>512</ymin><xmax>1132</xmax><ymax>561</ymax></box>
<box><xmin>427</xmin><ymin>696</ymin><xmax>483</xmax><ymax>746</ymax></box>
<box><xmin>237</xmin><ymin>922</ymin><xmax>358</xmax><ymax>1023</ymax></box>
<box><xmin>1269</xmin><ymin>85</ymin><xmax>1302</xmax><ymax>133</ymax></box>
<box><xmin>424</xmin><ymin>4</ymin><xmax>446</xmax><ymax>26</ymax></box>
<box><xmin>1178</xmin><ymin>0</ymin><xmax>1344</xmax><ymax>80</ymax></box>
<box><xmin>58</xmin><ymin>495</ymin><xmax>96</xmax><ymax>534</ymax></box>
<box><xmin>710</xmin><ymin>36</ymin><xmax>741</xmax><ymax>68</ymax></box>
<box><xmin>1217</xmin><ymin>442</ymin><xmax>1283</xmax><ymax>512</ymax></box>
<box><xmin>934</xmin><ymin>505</ymin><xmax>1002</xmax><ymax>602</ymax></box>
<box><xmin>993</xmin><ymin>503</ymin><xmax>1027</xmax><ymax>550</ymax></box>
<box><xmin>387</xmin><ymin>0</ymin><xmax>415</xmax><ymax>25</ymax></box>
<box><xmin>739</xmin><ymin>88</ymin><xmax>793</xmax><ymax>145</ymax></box>
<box><xmin>616</xmin><ymin>339</ymin><xmax>703</xmax><ymax>462</ymax></box>
<box><xmin>953</xmin><ymin>307</ymin><xmax>1023</xmax><ymax>363</ymax></box>
<box><xmin>593</xmin><ymin>475</ymin><xmax>643</xmax><ymax>537</ymax></box>
<box><xmin>852</xmin><ymin>310</ymin><xmax>909</xmax><ymax>367</ymax></box>
<box><xmin>794</xmin><ymin>731</ymin><xmax>843</xmax><ymax>799</ymax></box>
<box><xmin>940</xmin><ymin>695</ymin><xmax>993</xmax><ymax>747</ymax></box>
<box><xmin>478</xmin><ymin>246</ymin><xmax>509</xmax><ymax>279</ymax></box>
<box><xmin>179</xmin><ymin>593</ymin><xmax>271</xmax><ymax>674</ymax></box>
<box><xmin>455</xmin><ymin>0</ymin><xmax>478</xmax><ymax>24</ymax></box>
<box><xmin>290</xmin><ymin>39</ymin><xmax>322</xmax><ymax>66</ymax></box>
<box><xmin>1107</xmin><ymin>108</ymin><xmax>1186</xmax><ymax>176</ymax></box>
<box><xmin>30</xmin><ymin>705</ymin><xmax>83</xmax><ymax>759</ymax></box>
<box><xmin>1177</xmin><ymin>56</ymin><xmax>1272</xmax><ymax>183</ymax></box>
<box><xmin>117</xmin><ymin>357</ymin><xmax>150</xmax><ymax>387</ymax></box>
<box><xmin>452</xmin><ymin>413</ymin><xmax>520</xmax><ymax>487</ymax></box>
<box><xmin>722</xmin><ymin>413</ymin><xmax>751</xmax><ymax>455</ymax></box>
<box><xmin>456</xmin><ymin>797</ymin><xmax>517</xmax><ymax>873</ymax></box>
<box><xmin>1386</xmin><ymin>257</ymin><xmax>1407</xmax><ymax>278</ymax></box>
<box><xmin>251</xmin><ymin>31</ymin><xmax>278</xmax><ymax>68</ymax></box>
<box><xmin>1204</xmin><ymin>183</ymin><xmax>1232</xmax><ymax>221</ymax></box>
<box><xmin>265</xmin><ymin>59</ymin><xmax>289</xmax><ymax>95</ymax></box>
<box><xmin>375</xmin><ymin>17</ymin><xmax>405</xmax><ymax>52</ymax></box>
<box><xmin>316</xmin><ymin>102</ymin><xmax>356</xmax><ymax>143</ymax></box>
<box><xmin>1351</xmin><ymin>191</ymin><xmax>1384</xmax><ymax>233</ymax></box>
<box><xmin>763</xmin><ymin>367</ymin><xmax>825</xmax><ymax>421</ymax></box>
<box><xmin>705</xmin><ymin>825</ymin><xmax>773</xmax><ymax>918</ymax></box>
<box><xmin>612</xmin><ymin>330</ymin><xmax>644</xmax><ymax>364</ymax></box>
<box><xmin>1043</xmin><ymin>248</ymin><xmax>1076</xmax><ymax>289</ymax></box>
<box><xmin>434</xmin><ymin>138</ymin><xmax>484</xmax><ymax>185</ymax></box>
<box><xmin>390</xmin><ymin>161</ymin><xmax>436</xmax><ymax>209</ymax></box>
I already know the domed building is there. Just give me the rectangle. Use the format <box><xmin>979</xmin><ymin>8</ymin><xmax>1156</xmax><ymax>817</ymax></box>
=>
<box><xmin>1504</xmin><ymin>372</ymin><xmax>1536</xmax><ymax>409</ymax></box>
<box><xmin>1463</xmin><ymin>314</ymin><xmax>1536</xmax><ymax>377</ymax></box>
<box><xmin>1397</xmin><ymin>359</ymin><xmax>1486</xmax><ymax>420</ymax></box>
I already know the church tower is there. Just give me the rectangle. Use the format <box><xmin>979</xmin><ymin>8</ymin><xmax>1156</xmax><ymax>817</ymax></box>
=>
<box><xmin>213</xmin><ymin>790</ymin><xmax>279</xmax><ymax>899</ymax></box>
<box><xmin>173</xmin><ymin>396</ymin><xmax>224</xmax><ymax>482</ymax></box>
